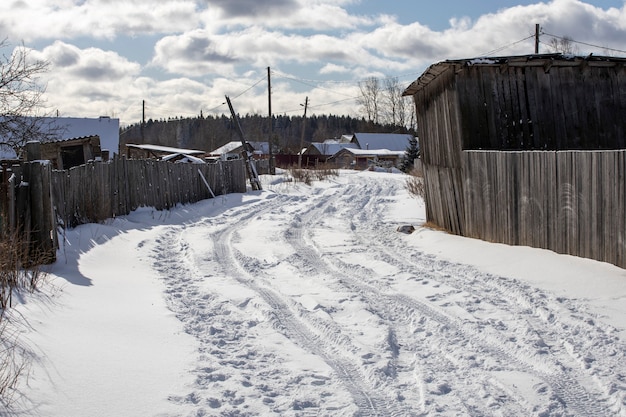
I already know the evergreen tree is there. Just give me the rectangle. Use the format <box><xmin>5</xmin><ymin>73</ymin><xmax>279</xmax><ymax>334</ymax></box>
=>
<box><xmin>400</xmin><ymin>136</ymin><xmax>420</xmax><ymax>172</ymax></box>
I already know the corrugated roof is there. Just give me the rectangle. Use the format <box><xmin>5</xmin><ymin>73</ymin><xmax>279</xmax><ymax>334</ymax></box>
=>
<box><xmin>353</xmin><ymin>133</ymin><xmax>412</xmax><ymax>152</ymax></box>
<box><xmin>309</xmin><ymin>142</ymin><xmax>358</xmax><ymax>155</ymax></box>
<box><xmin>402</xmin><ymin>53</ymin><xmax>626</xmax><ymax>96</ymax></box>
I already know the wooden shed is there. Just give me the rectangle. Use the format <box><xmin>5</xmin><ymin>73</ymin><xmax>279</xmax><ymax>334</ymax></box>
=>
<box><xmin>403</xmin><ymin>53</ymin><xmax>626</xmax><ymax>268</ymax></box>
<box><xmin>40</xmin><ymin>135</ymin><xmax>103</xmax><ymax>170</ymax></box>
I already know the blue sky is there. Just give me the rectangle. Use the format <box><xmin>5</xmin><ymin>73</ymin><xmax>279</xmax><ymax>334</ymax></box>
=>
<box><xmin>2</xmin><ymin>0</ymin><xmax>625</xmax><ymax>126</ymax></box>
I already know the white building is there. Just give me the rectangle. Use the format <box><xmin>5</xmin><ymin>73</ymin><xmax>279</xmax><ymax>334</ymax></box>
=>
<box><xmin>45</xmin><ymin>116</ymin><xmax>120</xmax><ymax>156</ymax></box>
<box><xmin>0</xmin><ymin>116</ymin><xmax>120</xmax><ymax>160</ymax></box>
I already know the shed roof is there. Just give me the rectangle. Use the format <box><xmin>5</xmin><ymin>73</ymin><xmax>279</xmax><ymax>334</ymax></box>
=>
<box><xmin>403</xmin><ymin>53</ymin><xmax>626</xmax><ymax>96</ymax></box>
<box><xmin>126</xmin><ymin>143</ymin><xmax>204</xmax><ymax>155</ymax></box>
<box><xmin>209</xmin><ymin>141</ymin><xmax>267</xmax><ymax>155</ymax></box>
<box><xmin>332</xmin><ymin>148</ymin><xmax>405</xmax><ymax>158</ymax></box>
<box><xmin>307</xmin><ymin>142</ymin><xmax>358</xmax><ymax>155</ymax></box>
<box><xmin>352</xmin><ymin>133</ymin><xmax>412</xmax><ymax>152</ymax></box>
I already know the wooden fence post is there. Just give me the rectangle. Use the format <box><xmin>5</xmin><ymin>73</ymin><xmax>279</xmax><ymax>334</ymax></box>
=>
<box><xmin>26</xmin><ymin>161</ymin><xmax>57</xmax><ymax>264</ymax></box>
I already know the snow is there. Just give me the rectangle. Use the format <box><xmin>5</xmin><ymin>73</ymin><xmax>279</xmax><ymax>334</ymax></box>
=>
<box><xmin>7</xmin><ymin>169</ymin><xmax>626</xmax><ymax>416</ymax></box>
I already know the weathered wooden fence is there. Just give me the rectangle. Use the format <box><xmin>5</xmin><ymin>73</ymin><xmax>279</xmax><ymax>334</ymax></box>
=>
<box><xmin>453</xmin><ymin>150</ymin><xmax>625</xmax><ymax>268</ymax></box>
<box><xmin>52</xmin><ymin>158</ymin><xmax>246</xmax><ymax>228</ymax></box>
<box><xmin>0</xmin><ymin>158</ymin><xmax>247</xmax><ymax>264</ymax></box>
<box><xmin>0</xmin><ymin>161</ymin><xmax>58</xmax><ymax>264</ymax></box>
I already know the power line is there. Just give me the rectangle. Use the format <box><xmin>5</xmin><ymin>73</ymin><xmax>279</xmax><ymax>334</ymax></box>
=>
<box><xmin>277</xmin><ymin>96</ymin><xmax>358</xmax><ymax>115</ymax></box>
<box><xmin>271</xmin><ymin>72</ymin><xmax>356</xmax><ymax>98</ymax></box>
<box><xmin>541</xmin><ymin>31</ymin><xmax>626</xmax><ymax>55</ymax></box>
<box><xmin>479</xmin><ymin>34</ymin><xmax>536</xmax><ymax>57</ymax></box>
<box><xmin>271</xmin><ymin>69</ymin><xmax>422</xmax><ymax>86</ymax></box>
<box><xmin>230</xmin><ymin>76</ymin><xmax>266</xmax><ymax>99</ymax></box>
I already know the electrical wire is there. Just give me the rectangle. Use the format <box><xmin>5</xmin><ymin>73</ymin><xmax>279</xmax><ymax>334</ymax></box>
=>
<box><xmin>271</xmin><ymin>72</ymin><xmax>356</xmax><ymax>97</ymax></box>
<box><xmin>541</xmin><ymin>31</ymin><xmax>626</xmax><ymax>55</ymax></box>
<box><xmin>479</xmin><ymin>34</ymin><xmax>536</xmax><ymax>57</ymax></box>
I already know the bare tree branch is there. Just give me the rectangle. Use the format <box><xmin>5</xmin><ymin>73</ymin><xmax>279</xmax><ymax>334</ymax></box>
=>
<box><xmin>357</xmin><ymin>77</ymin><xmax>381</xmax><ymax>124</ymax></box>
<box><xmin>0</xmin><ymin>39</ymin><xmax>54</xmax><ymax>155</ymax></box>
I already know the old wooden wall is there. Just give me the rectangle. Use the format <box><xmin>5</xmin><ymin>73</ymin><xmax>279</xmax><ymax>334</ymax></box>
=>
<box><xmin>463</xmin><ymin>150</ymin><xmax>625</xmax><ymax>268</ymax></box>
<box><xmin>51</xmin><ymin>158</ymin><xmax>247</xmax><ymax>228</ymax></box>
<box><xmin>457</xmin><ymin>60</ymin><xmax>626</xmax><ymax>150</ymax></box>
<box><xmin>413</xmin><ymin>65</ymin><xmax>467</xmax><ymax>235</ymax></box>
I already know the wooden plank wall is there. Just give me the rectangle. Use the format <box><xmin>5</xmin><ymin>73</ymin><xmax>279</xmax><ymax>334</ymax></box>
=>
<box><xmin>456</xmin><ymin>61</ymin><xmax>626</xmax><ymax>150</ymax></box>
<box><xmin>51</xmin><ymin>158</ymin><xmax>247</xmax><ymax>228</ymax></box>
<box><xmin>462</xmin><ymin>150</ymin><xmax>626</xmax><ymax>269</ymax></box>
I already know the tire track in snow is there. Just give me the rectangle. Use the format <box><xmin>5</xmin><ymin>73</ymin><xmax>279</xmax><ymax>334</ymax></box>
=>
<box><xmin>147</xmin><ymin>172</ymin><xmax>625</xmax><ymax>417</ymax></box>
<box><xmin>328</xmin><ymin>174</ymin><xmax>624</xmax><ymax>417</ymax></box>
<box><xmin>271</xmin><ymin>174</ymin><xmax>623</xmax><ymax>417</ymax></box>
<box><xmin>150</xmin><ymin>194</ymin><xmax>405</xmax><ymax>416</ymax></box>
<box><xmin>208</xmin><ymin>197</ymin><xmax>410</xmax><ymax>417</ymax></box>
<box><xmin>277</xmin><ymin>183</ymin><xmax>532</xmax><ymax>416</ymax></box>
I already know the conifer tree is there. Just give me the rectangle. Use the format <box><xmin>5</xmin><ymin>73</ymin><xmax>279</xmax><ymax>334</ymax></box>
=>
<box><xmin>400</xmin><ymin>136</ymin><xmax>419</xmax><ymax>172</ymax></box>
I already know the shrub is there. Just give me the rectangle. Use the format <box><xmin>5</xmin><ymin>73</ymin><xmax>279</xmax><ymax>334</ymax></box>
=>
<box><xmin>0</xmin><ymin>232</ymin><xmax>48</xmax><ymax>410</ymax></box>
<box><xmin>405</xmin><ymin>167</ymin><xmax>425</xmax><ymax>199</ymax></box>
<box><xmin>0</xmin><ymin>234</ymin><xmax>47</xmax><ymax>310</ymax></box>
<box><xmin>288</xmin><ymin>165</ymin><xmax>339</xmax><ymax>185</ymax></box>
<box><xmin>0</xmin><ymin>319</ymin><xmax>28</xmax><ymax>411</ymax></box>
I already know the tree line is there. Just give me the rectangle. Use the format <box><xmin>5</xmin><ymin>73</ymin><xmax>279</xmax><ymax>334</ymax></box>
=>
<box><xmin>120</xmin><ymin>113</ymin><xmax>416</xmax><ymax>155</ymax></box>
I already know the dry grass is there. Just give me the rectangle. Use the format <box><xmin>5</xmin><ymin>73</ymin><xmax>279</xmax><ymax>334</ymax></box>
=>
<box><xmin>0</xmin><ymin>235</ymin><xmax>48</xmax><ymax>310</ymax></box>
<box><xmin>405</xmin><ymin>167</ymin><xmax>425</xmax><ymax>199</ymax></box>
<box><xmin>0</xmin><ymin>232</ymin><xmax>49</xmax><ymax>410</ymax></box>
<box><xmin>288</xmin><ymin>165</ymin><xmax>339</xmax><ymax>185</ymax></box>
<box><xmin>421</xmin><ymin>221</ymin><xmax>451</xmax><ymax>233</ymax></box>
<box><xmin>0</xmin><ymin>319</ymin><xmax>28</xmax><ymax>411</ymax></box>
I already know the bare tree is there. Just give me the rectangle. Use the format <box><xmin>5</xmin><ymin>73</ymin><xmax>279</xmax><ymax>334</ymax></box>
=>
<box><xmin>357</xmin><ymin>77</ymin><xmax>381</xmax><ymax>124</ymax></box>
<box><xmin>383</xmin><ymin>76</ymin><xmax>401</xmax><ymax>126</ymax></box>
<box><xmin>0</xmin><ymin>39</ymin><xmax>54</xmax><ymax>156</ymax></box>
<box><xmin>382</xmin><ymin>76</ymin><xmax>414</xmax><ymax>129</ymax></box>
<box><xmin>548</xmin><ymin>36</ymin><xmax>578</xmax><ymax>55</ymax></box>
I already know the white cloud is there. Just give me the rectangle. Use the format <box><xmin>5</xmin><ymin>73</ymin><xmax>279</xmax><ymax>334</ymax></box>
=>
<box><xmin>4</xmin><ymin>0</ymin><xmax>624</xmax><ymax>125</ymax></box>
<box><xmin>320</xmin><ymin>63</ymin><xmax>351</xmax><ymax>74</ymax></box>
<box><xmin>1</xmin><ymin>0</ymin><xmax>200</xmax><ymax>42</ymax></box>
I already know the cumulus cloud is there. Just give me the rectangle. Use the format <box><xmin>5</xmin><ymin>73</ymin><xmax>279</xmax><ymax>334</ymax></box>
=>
<box><xmin>26</xmin><ymin>41</ymin><xmax>143</xmax><ymax>118</ymax></box>
<box><xmin>6</xmin><ymin>0</ymin><xmax>626</xmax><ymax>125</ymax></box>
<box><xmin>1</xmin><ymin>0</ymin><xmax>200</xmax><ymax>41</ymax></box>
<box><xmin>151</xmin><ymin>30</ymin><xmax>238</xmax><ymax>77</ymax></box>
<box><xmin>207</xmin><ymin>0</ymin><xmax>299</xmax><ymax>18</ymax></box>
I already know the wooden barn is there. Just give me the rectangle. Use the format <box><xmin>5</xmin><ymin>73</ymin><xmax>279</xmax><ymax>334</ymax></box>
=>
<box><xmin>403</xmin><ymin>53</ymin><xmax>626</xmax><ymax>268</ymax></box>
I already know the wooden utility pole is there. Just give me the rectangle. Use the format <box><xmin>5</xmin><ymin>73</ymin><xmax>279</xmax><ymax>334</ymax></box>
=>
<box><xmin>225</xmin><ymin>95</ymin><xmax>262</xmax><ymax>191</ymax></box>
<box><xmin>535</xmin><ymin>24</ymin><xmax>540</xmax><ymax>54</ymax></box>
<box><xmin>141</xmin><ymin>99</ymin><xmax>145</xmax><ymax>144</ymax></box>
<box><xmin>298</xmin><ymin>96</ymin><xmax>308</xmax><ymax>169</ymax></box>
<box><xmin>267</xmin><ymin>67</ymin><xmax>274</xmax><ymax>174</ymax></box>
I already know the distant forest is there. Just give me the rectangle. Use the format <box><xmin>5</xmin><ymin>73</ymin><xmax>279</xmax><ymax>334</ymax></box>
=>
<box><xmin>120</xmin><ymin>113</ymin><xmax>416</xmax><ymax>154</ymax></box>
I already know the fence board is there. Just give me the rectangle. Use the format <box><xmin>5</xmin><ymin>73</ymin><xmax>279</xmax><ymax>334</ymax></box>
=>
<box><xmin>458</xmin><ymin>150</ymin><xmax>626</xmax><ymax>268</ymax></box>
<box><xmin>47</xmin><ymin>159</ymin><xmax>245</xmax><ymax>229</ymax></box>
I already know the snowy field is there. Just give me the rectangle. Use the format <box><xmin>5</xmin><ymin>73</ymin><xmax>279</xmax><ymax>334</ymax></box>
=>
<box><xmin>9</xmin><ymin>169</ymin><xmax>626</xmax><ymax>416</ymax></box>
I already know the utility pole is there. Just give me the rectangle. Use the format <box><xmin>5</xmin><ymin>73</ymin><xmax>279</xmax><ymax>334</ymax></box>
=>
<box><xmin>141</xmin><ymin>99</ymin><xmax>145</xmax><ymax>144</ymax></box>
<box><xmin>535</xmin><ymin>24</ymin><xmax>540</xmax><ymax>54</ymax></box>
<box><xmin>267</xmin><ymin>66</ymin><xmax>274</xmax><ymax>174</ymax></box>
<box><xmin>298</xmin><ymin>96</ymin><xmax>308</xmax><ymax>169</ymax></box>
<box><xmin>225</xmin><ymin>95</ymin><xmax>262</xmax><ymax>191</ymax></box>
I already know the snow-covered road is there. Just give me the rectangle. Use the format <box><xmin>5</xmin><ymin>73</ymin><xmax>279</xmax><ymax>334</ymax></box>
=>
<box><xmin>15</xmin><ymin>170</ymin><xmax>626</xmax><ymax>417</ymax></box>
<box><xmin>144</xmin><ymin>171</ymin><xmax>625</xmax><ymax>416</ymax></box>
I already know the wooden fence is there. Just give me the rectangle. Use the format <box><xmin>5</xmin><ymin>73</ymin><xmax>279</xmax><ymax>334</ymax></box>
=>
<box><xmin>52</xmin><ymin>158</ymin><xmax>246</xmax><ymax>227</ymax></box>
<box><xmin>453</xmin><ymin>150</ymin><xmax>625</xmax><ymax>268</ymax></box>
<box><xmin>0</xmin><ymin>158</ymin><xmax>247</xmax><ymax>264</ymax></box>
